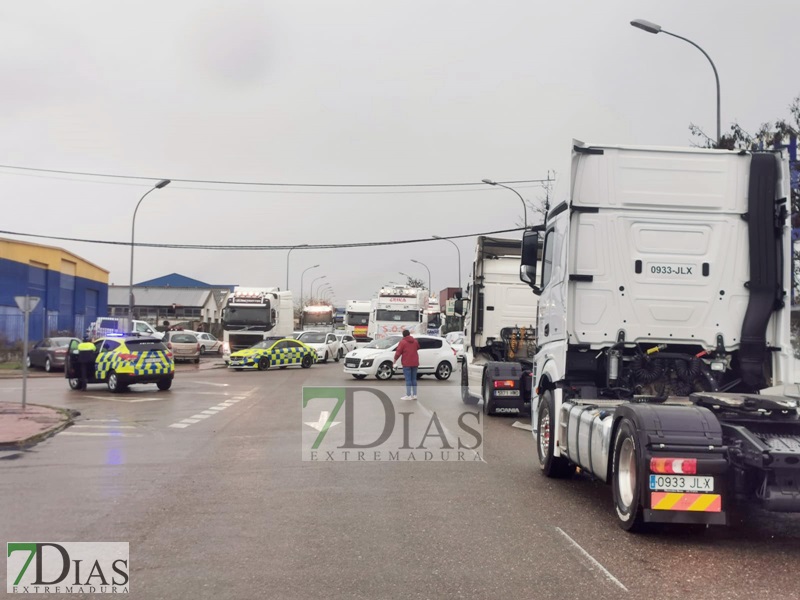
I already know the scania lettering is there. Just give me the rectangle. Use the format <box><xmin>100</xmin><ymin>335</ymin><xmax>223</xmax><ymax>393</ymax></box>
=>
<box><xmin>457</xmin><ymin>236</ymin><xmax>539</xmax><ymax>417</ymax></box>
<box><xmin>521</xmin><ymin>141</ymin><xmax>800</xmax><ymax>531</ymax></box>
<box><xmin>221</xmin><ymin>287</ymin><xmax>293</xmax><ymax>362</ymax></box>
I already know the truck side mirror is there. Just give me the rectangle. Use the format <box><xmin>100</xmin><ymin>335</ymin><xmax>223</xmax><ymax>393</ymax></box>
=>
<box><xmin>520</xmin><ymin>228</ymin><xmax>542</xmax><ymax>292</ymax></box>
<box><xmin>270</xmin><ymin>309</ymin><xmax>277</xmax><ymax>326</ymax></box>
<box><xmin>454</xmin><ymin>299</ymin><xmax>465</xmax><ymax>316</ymax></box>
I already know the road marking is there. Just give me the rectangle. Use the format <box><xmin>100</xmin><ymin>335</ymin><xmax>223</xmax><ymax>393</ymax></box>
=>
<box><xmin>168</xmin><ymin>388</ymin><xmax>253</xmax><ymax>430</ymax></box>
<box><xmin>211</xmin><ymin>405</ymin><xmax>229</xmax><ymax>410</ymax></box>
<box><xmin>180</xmin><ymin>418</ymin><xmax>202</xmax><ymax>424</ymax></box>
<box><xmin>511</xmin><ymin>421</ymin><xmax>533</xmax><ymax>431</ymax></box>
<box><xmin>193</xmin><ymin>381</ymin><xmax>230</xmax><ymax>387</ymax></box>
<box><xmin>555</xmin><ymin>527</ymin><xmax>628</xmax><ymax>592</ymax></box>
<box><xmin>61</xmin><ymin>432</ymin><xmax>143</xmax><ymax>438</ymax></box>
<box><xmin>189</xmin><ymin>414</ymin><xmax>211</xmax><ymax>419</ymax></box>
<box><xmin>72</xmin><ymin>424</ymin><xmax>136</xmax><ymax>429</ymax></box>
<box><xmin>305</xmin><ymin>411</ymin><xmax>340</xmax><ymax>432</ymax></box>
<box><xmin>169</xmin><ymin>423</ymin><xmax>191</xmax><ymax>429</ymax></box>
<box><xmin>201</xmin><ymin>410</ymin><xmax>219</xmax><ymax>415</ymax></box>
<box><xmin>83</xmin><ymin>395</ymin><xmax>165</xmax><ymax>403</ymax></box>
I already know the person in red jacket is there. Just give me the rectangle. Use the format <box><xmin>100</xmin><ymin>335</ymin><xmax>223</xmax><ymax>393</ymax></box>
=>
<box><xmin>394</xmin><ymin>329</ymin><xmax>420</xmax><ymax>400</ymax></box>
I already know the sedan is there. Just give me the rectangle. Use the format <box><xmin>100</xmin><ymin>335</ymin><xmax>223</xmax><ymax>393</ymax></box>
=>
<box><xmin>296</xmin><ymin>331</ymin><xmax>341</xmax><ymax>363</ymax></box>
<box><xmin>335</xmin><ymin>334</ymin><xmax>358</xmax><ymax>357</ymax></box>
<box><xmin>164</xmin><ymin>331</ymin><xmax>201</xmax><ymax>363</ymax></box>
<box><xmin>194</xmin><ymin>332</ymin><xmax>222</xmax><ymax>355</ymax></box>
<box><xmin>27</xmin><ymin>337</ymin><xmax>79</xmax><ymax>372</ymax></box>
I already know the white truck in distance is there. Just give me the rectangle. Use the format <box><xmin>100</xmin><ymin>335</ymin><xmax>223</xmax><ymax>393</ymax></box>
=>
<box><xmin>301</xmin><ymin>305</ymin><xmax>334</xmax><ymax>332</ymax></box>
<box><xmin>458</xmin><ymin>236</ymin><xmax>539</xmax><ymax>416</ymax></box>
<box><xmin>344</xmin><ymin>300</ymin><xmax>371</xmax><ymax>342</ymax></box>
<box><xmin>87</xmin><ymin>317</ymin><xmax>163</xmax><ymax>340</ymax></box>
<box><xmin>521</xmin><ymin>141</ymin><xmax>800</xmax><ymax>531</ymax></box>
<box><xmin>221</xmin><ymin>287</ymin><xmax>293</xmax><ymax>362</ymax></box>
<box><xmin>426</xmin><ymin>296</ymin><xmax>443</xmax><ymax>336</ymax></box>
<box><xmin>367</xmin><ymin>286</ymin><xmax>428</xmax><ymax>341</ymax></box>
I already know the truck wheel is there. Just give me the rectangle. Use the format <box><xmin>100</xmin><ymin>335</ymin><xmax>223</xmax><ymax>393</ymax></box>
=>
<box><xmin>435</xmin><ymin>362</ymin><xmax>452</xmax><ymax>380</ymax></box>
<box><xmin>301</xmin><ymin>354</ymin><xmax>313</xmax><ymax>369</ymax></box>
<box><xmin>258</xmin><ymin>357</ymin><xmax>270</xmax><ymax>371</ymax></box>
<box><xmin>537</xmin><ymin>389</ymin><xmax>574</xmax><ymax>478</ymax></box>
<box><xmin>461</xmin><ymin>363</ymin><xmax>479</xmax><ymax>405</ymax></box>
<box><xmin>612</xmin><ymin>418</ymin><xmax>645</xmax><ymax>532</ymax></box>
<box><xmin>375</xmin><ymin>361</ymin><xmax>394</xmax><ymax>380</ymax></box>
<box><xmin>68</xmin><ymin>377</ymin><xmax>86</xmax><ymax>391</ymax></box>
<box><xmin>157</xmin><ymin>378</ymin><xmax>172</xmax><ymax>391</ymax></box>
<box><xmin>482</xmin><ymin>376</ymin><xmax>496</xmax><ymax>415</ymax></box>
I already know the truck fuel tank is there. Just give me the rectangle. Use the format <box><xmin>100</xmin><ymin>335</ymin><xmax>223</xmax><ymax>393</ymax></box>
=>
<box><xmin>560</xmin><ymin>402</ymin><xmax>615</xmax><ymax>482</ymax></box>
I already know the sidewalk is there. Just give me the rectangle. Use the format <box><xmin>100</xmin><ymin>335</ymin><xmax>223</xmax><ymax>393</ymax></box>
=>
<box><xmin>0</xmin><ymin>402</ymin><xmax>75</xmax><ymax>448</ymax></box>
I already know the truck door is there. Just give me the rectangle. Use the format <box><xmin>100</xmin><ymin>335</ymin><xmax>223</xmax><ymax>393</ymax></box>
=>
<box><xmin>538</xmin><ymin>210</ymin><xmax>570</xmax><ymax>344</ymax></box>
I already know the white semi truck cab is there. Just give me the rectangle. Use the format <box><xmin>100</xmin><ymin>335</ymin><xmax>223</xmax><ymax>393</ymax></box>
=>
<box><xmin>221</xmin><ymin>287</ymin><xmax>293</xmax><ymax>360</ymax></box>
<box><xmin>521</xmin><ymin>141</ymin><xmax>799</xmax><ymax>531</ymax></box>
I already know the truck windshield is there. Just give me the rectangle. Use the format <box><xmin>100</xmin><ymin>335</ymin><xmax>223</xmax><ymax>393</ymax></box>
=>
<box><xmin>375</xmin><ymin>310</ymin><xmax>420</xmax><ymax>322</ymax></box>
<box><xmin>428</xmin><ymin>313</ymin><xmax>441</xmax><ymax>328</ymax></box>
<box><xmin>303</xmin><ymin>313</ymin><xmax>332</xmax><ymax>325</ymax></box>
<box><xmin>222</xmin><ymin>306</ymin><xmax>270</xmax><ymax>328</ymax></box>
<box><xmin>346</xmin><ymin>312</ymin><xmax>369</xmax><ymax>326</ymax></box>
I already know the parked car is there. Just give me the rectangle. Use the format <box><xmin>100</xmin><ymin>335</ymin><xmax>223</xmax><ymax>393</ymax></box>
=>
<box><xmin>445</xmin><ymin>331</ymin><xmax>465</xmax><ymax>362</ymax></box>
<box><xmin>164</xmin><ymin>331</ymin><xmax>200</xmax><ymax>363</ymax></box>
<box><xmin>335</xmin><ymin>333</ymin><xmax>358</xmax><ymax>357</ymax></box>
<box><xmin>27</xmin><ymin>337</ymin><xmax>79</xmax><ymax>372</ymax></box>
<box><xmin>297</xmin><ymin>331</ymin><xmax>341</xmax><ymax>363</ymax></box>
<box><xmin>193</xmin><ymin>332</ymin><xmax>222</xmax><ymax>355</ymax></box>
<box><xmin>343</xmin><ymin>334</ymin><xmax>457</xmax><ymax>381</ymax></box>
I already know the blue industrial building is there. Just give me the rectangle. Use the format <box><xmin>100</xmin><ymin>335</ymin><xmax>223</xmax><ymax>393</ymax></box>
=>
<box><xmin>0</xmin><ymin>238</ymin><xmax>109</xmax><ymax>343</ymax></box>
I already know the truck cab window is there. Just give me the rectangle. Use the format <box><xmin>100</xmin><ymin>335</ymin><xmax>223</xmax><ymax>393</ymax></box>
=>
<box><xmin>540</xmin><ymin>230</ymin><xmax>555</xmax><ymax>289</ymax></box>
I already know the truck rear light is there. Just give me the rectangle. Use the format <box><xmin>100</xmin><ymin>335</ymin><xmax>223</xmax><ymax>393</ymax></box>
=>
<box><xmin>494</xmin><ymin>380</ymin><xmax>516</xmax><ymax>389</ymax></box>
<box><xmin>650</xmin><ymin>458</ymin><xmax>697</xmax><ymax>475</ymax></box>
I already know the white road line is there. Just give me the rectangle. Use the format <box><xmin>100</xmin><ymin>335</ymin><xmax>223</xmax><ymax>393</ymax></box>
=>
<box><xmin>83</xmin><ymin>419</ymin><xmax>121</xmax><ymax>423</ymax></box>
<box><xmin>511</xmin><ymin>421</ymin><xmax>533</xmax><ymax>431</ymax></box>
<box><xmin>555</xmin><ymin>527</ymin><xmax>628</xmax><ymax>593</ymax></box>
<box><xmin>61</xmin><ymin>432</ymin><xmax>143</xmax><ymax>438</ymax></box>
<box><xmin>180</xmin><ymin>418</ymin><xmax>202</xmax><ymax>424</ymax></box>
<box><xmin>169</xmin><ymin>423</ymin><xmax>191</xmax><ymax>429</ymax></box>
<box><xmin>189</xmin><ymin>414</ymin><xmax>211</xmax><ymax>419</ymax></box>
<box><xmin>72</xmin><ymin>424</ymin><xmax>136</xmax><ymax>429</ymax></box>
<box><xmin>201</xmin><ymin>410</ymin><xmax>219</xmax><ymax>415</ymax></box>
<box><xmin>210</xmin><ymin>405</ymin><xmax>229</xmax><ymax>410</ymax></box>
<box><xmin>193</xmin><ymin>381</ymin><xmax>230</xmax><ymax>387</ymax></box>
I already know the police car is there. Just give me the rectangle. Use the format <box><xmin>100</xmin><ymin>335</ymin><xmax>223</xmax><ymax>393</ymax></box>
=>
<box><xmin>65</xmin><ymin>336</ymin><xmax>175</xmax><ymax>392</ymax></box>
<box><xmin>228</xmin><ymin>338</ymin><xmax>317</xmax><ymax>371</ymax></box>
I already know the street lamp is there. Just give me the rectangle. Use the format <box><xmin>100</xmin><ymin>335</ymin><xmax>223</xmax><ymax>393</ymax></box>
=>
<box><xmin>129</xmin><ymin>179</ymin><xmax>171</xmax><ymax>317</ymax></box>
<box><xmin>432</xmin><ymin>235</ymin><xmax>461</xmax><ymax>291</ymax></box>
<box><xmin>410</xmin><ymin>259</ymin><xmax>431</xmax><ymax>292</ymax></box>
<box><xmin>631</xmin><ymin>18</ymin><xmax>721</xmax><ymax>146</ymax></box>
<box><xmin>286</xmin><ymin>244</ymin><xmax>309</xmax><ymax>291</ymax></box>
<box><xmin>481</xmin><ymin>179</ymin><xmax>527</xmax><ymax>228</ymax></box>
<box><xmin>310</xmin><ymin>275</ymin><xmax>327</xmax><ymax>302</ymax></box>
<box><xmin>300</xmin><ymin>264</ymin><xmax>319</xmax><ymax>306</ymax></box>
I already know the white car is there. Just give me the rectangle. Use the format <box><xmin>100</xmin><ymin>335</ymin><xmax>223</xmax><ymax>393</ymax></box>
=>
<box><xmin>187</xmin><ymin>331</ymin><xmax>222</xmax><ymax>355</ymax></box>
<box><xmin>445</xmin><ymin>331</ymin><xmax>465</xmax><ymax>362</ymax></box>
<box><xmin>335</xmin><ymin>334</ymin><xmax>358</xmax><ymax>357</ymax></box>
<box><xmin>343</xmin><ymin>334</ymin><xmax>457</xmax><ymax>381</ymax></box>
<box><xmin>297</xmin><ymin>331</ymin><xmax>341</xmax><ymax>363</ymax></box>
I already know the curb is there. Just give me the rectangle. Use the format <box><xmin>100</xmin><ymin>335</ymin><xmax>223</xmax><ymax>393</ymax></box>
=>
<box><xmin>0</xmin><ymin>404</ymin><xmax>79</xmax><ymax>450</ymax></box>
<box><xmin>0</xmin><ymin>371</ymin><xmax>61</xmax><ymax>380</ymax></box>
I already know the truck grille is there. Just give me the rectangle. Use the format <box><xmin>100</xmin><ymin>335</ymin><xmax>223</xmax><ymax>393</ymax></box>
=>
<box><xmin>345</xmin><ymin>358</ymin><xmax>360</xmax><ymax>368</ymax></box>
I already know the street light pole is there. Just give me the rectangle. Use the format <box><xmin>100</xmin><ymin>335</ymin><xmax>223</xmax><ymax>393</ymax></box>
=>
<box><xmin>286</xmin><ymin>244</ymin><xmax>309</xmax><ymax>291</ymax></box>
<box><xmin>410</xmin><ymin>259</ymin><xmax>431</xmax><ymax>292</ymax></box>
<box><xmin>310</xmin><ymin>275</ymin><xmax>327</xmax><ymax>302</ymax></box>
<box><xmin>631</xmin><ymin>18</ymin><xmax>721</xmax><ymax>146</ymax></box>
<box><xmin>300</xmin><ymin>264</ymin><xmax>319</xmax><ymax>307</ymax></box>
<box><xmin>129</xmin><ymin>179</ymin><xmax>171</xmax><ymax>318</ymax></box>
<box><xmin>481</xmin><ymin>179</ymin><xmax>527</xmax><ymax>228</ymax></box>
<box><xmin>432</xmin><ymin>235</ymin><xmax>461</xmax><ymax>291</ymax></box>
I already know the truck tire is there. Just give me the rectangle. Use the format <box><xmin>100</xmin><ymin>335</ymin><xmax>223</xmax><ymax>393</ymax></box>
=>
<box><xmin>482</xmin><ymin>376</ymin><xmax>496</xmax><ymax>415</ymax></box>
<box><xmin>258</xmin><ymin>357</ymin><xmax>270</xmax><ymax>371</ymax></box>
<box><xmin>375</xmin><ymin>361</ymin><xmax>394</xmax><ymax>380</ymax></box>
<box><xmin>461</xmin><ymin>363</ymin><xmax>479</xmax><ymax>405</ymax></box>
<box><xmin>612</xmin><ymin>418</ymin><xmax>645</xmax><ymax>532</ymax></box>
<box><xmin>537</xmin><ymin>389</ymin><xmax>574</xmax><ymax>478</ymax></box>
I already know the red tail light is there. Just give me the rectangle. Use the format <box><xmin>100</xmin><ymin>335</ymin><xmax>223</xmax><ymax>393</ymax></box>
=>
<box><xmin>650</xmin><ymin>458</ymin><xmax>697</xmax><ymax>475</ymax></box>
<box><xmin>167</xmin><ymin>342</ymin><xmax>173</xmax><ymax>350</ymax></box>
<box><xmin>494</xmin><ymin>380</ymin><xmax>516</xmax><ymax>389</ymax></box>
<box><xmin>166</xmin><ymin>351</ymin><xmax>173</xmax><ymax>359</ymax></box>
<box><xmin>118</xmin><ymin>353</ymin><xmax>136</xmax><ymax>361</ymax></box>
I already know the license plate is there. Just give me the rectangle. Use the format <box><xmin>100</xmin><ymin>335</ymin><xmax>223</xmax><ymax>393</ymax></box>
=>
<box><xmin>649</xmin><ymin>475</ymin><xmax>714</xmax><ymax>493</ymax></box>
<box><xmin>145</xmin><ymin>357</ymin><xmax>161</xmax><ymax>363</ymax></box>
<box><xmin>495</xmin><ymin>390</ymin><xmax>520</xmax><ymax>397</ymax></box>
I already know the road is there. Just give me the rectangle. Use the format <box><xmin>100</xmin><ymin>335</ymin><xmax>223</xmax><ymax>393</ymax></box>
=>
<box><xmin>1</xmin><ymin>359</ymin><xmax>799</xmax><ymax>599</ymax></box>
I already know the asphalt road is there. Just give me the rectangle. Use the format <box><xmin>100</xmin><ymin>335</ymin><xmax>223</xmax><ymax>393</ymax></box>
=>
<box><xmin>1</xmin><ymin>359</ymin><xmax>799</xmax><ymax>599</ymax></box>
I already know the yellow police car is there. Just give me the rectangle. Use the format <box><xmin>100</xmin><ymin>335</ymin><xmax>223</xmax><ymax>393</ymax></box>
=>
<box><xmin>65</xmin><ymin>336</ymin><xmax>175</xmax><ymax>392</ymax></box>
<box><xmin>228</xmin><ymin>337</ymin><xmax>317</xmax><ymax>371</ymax></box>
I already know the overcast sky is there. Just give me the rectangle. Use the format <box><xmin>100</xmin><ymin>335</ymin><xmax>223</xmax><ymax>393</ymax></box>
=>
<box><xmin>1</xmin><ymin>0</ymin><xmax>797</xmax><ymax>304</ymax></box>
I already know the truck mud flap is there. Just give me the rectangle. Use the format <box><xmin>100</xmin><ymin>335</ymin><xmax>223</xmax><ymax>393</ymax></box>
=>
<box><xmin>482</xmin><ymin>361</ymin><xmax>530</xmax><ymax>416</ymax></box>
<box><xmin>615</xmin><ymin>404</ymin><xmax>729</xmax><ymax>525</ymax></box>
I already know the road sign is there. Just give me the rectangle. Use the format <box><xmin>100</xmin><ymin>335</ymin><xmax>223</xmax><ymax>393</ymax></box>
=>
<box><xmin>14</xmin><ymin>296</ymin><xmax>40</xmax><ymax>312</ymax></box>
